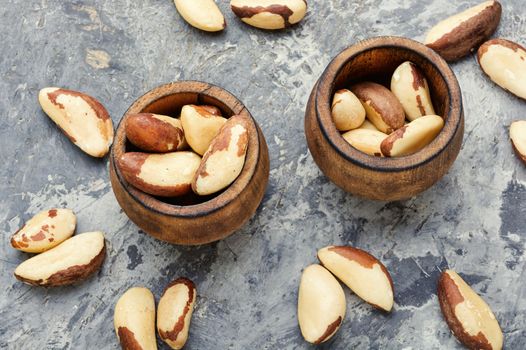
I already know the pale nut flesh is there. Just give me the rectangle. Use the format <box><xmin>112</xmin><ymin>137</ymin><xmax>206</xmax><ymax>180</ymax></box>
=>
<box><xmin>298</xmin><ymin>264</ymin><xmax>346</xmax><ymax>344</ymax></box>
<box><xmin>230</xmin><ymin>0</ymin><xmax>307</xmax><ymax>30</ymax></box>
<box><xmin>391</xmin><ymin>61</ymin><xmax>436</xmax><ymax>121</ymax></box>
<box><xmin>157</xmin><ymin>278</ymin><xmax>196</xmax><ymax>350</ymax></box>
<box><xmin>14</xmin><ymin>231</ymin><xmax>105</xmax><ymax>287</ymax></box>
<box><xmin>114</xmin><ymin>287</ymin><xmax>157</xmax><ymax>350</ymax></box>
<box><xmin>510</xmin><ymin>120</ymin><xmax>526</xmax><ymax>164</ymax></box>
<box><xmin>350</xmin><ymin>82</ymin><xmax>405</xmax><ymax>134</ymax></box>
<box><xmin>317</xmin><ymin>246</ymin><xmax>394</xmax><ymax>312</ymax></box>
<box><xmin>331</xmin><ymin>89</ymin><xmax>366</xmax><ymax>131</ymax></box>
<box><xmin>342</xmin><ymin>129</ymin><xmax>388</xmax><ymax>157</ymax></box>
<box><xmin>425</xmin><ymin>1</ymin><xmax>502</xmax><ymax>61</ymax></box>
<box><xmin>192</xmin><ymin>115</ymin><xmax>249</xmax><ymax>196</ymax></box>
<box><xmin>173</xmin><ymin>0</ymin><xmax>226</xmax><ymax>32</ymax></box>
<box><xmin>10</xmin><ymin>208</ymin><xmax>76</xmax><ymax>253</ymax></box>
<box><xmin>38</xmin><ymin>87</ymin><xmax>114</xmax><ymax>157</ymax></box>
<box><xmin>478</xmin><ymin>39</ymin><xmax>526</xmax><ymax>100</ymax></box>
<box><xmin>118</xmin><ymin>151</ymin><xmax>201</xmax><ymax>197</ymax></box>
<box><xmin>381</xmin><ymin>115</ymin><xmax>444</xmax><ymax>157</ymax></box>
<box><xmin>357</xmin><ymin>119</ymin><xmax>379</xmax><ymax>131</ymax></box>
<box><xmin>125</xmin><ymin>113</ymin><xmax>185</xmax><ymax>152</ymax></box>
<box><xmin>180</xmin><ymin>105</ymin><xmax>227</xmax><ymax>155</ymax></box>
<box><xmin>438</xmin><ymin>270</ymin><xmax>503</xmax><ymax>350</ymax></box>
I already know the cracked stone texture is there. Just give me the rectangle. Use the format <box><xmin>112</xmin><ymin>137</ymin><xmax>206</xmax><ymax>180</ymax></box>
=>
<box><xmin>1</xmin><ymin>0</ymin><xmax>525</xmax><ymax>349</ymax></box>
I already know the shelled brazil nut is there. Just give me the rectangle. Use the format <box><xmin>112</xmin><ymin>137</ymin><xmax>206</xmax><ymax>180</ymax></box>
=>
<box><xmin>230</xmin><ymin>0</ymin><xmax>307</xmax><ymax>30</ymax></box>
<box><xmin>391</xmin><ymin>61</ymin><xmax>436</xmax><ymax>121</ymax></box>
<box><xmin>14</xmin><ymin>231</ymin><xmax>106</xmax><ymax>287</ymax></box>
<box><xmin>331</xmin><ymin>61</ymin><xmax>443</xmax><ymax>157</ymax></box>
<box><xmin>117</xmin><ymin>105</ymin><xmax>249</xmax><ymax>198</ymax></box>
<box><xmin>180</xmin><ymin>105</ymin><xmax>227</xmax><ymax>156</ymax></box>
<box><xmin>342</xmin><ymin>129</ymin><xmax>388</xmax><ymax>157</ymax></box>
<box><xmin>438</xmin><ymin>270</ymin><xmax>503</xmax><ymax>350</ymax></box>
<box><xmin>10</xmin><ymin>208</ymin><xmax>76</xmax><ymax>253</ymax></box>
<box><xmin>331</xmin><ymin>89</ymin><xmax>366</xmax><ymax>131</ymax></box>
<box><xmin>173</xmin><ymin>0</ymin><xmax>226</xmax><ymax>32</ymax></box>
<box><xmin>125</xmin><ymin>113</ymin><xmax>186</xmax><ymax>152</ymax></box>
<box><xmin>114</xmin><ymin>287</ymin><xmax>157</xmax><ymax>350</ymax></box>
<box><xmin>477</xmin><ymin>38</ymin><xmax>526</xmax><ymax>100</ymax></box>
<box><xmin>39</xmin><ymin>87</ymin><xmax>114</xmax><ymax>158</ymax></box>
<box><xmin>381</xmin><ymin>115</ymin><xmax>444</xmax><ymax>157</ymax></box>
<box><xmin>424</xmin><ymin>1</ymin><xmax>502</xmax><ymax>61</ymax></box>
<box><xmin>118</xmin><ymin>152</ymin><xmax>202</xmax><ymax>197</ymax></box>
<box><xmin>192</xmin><ymin>115</ymin><xmax>250</xmax><ymax>196</ymax></box>
<box><xmin>157</xmin><ymin>278</ymin><xmax>197</xmax><ymax>349</ymax></box>
<box><xmin>318</xmin><ymin>246</ymin><xmax>394</xmax><ymax>312</ymax></box>
<box><xmin>350</xmin><ymin>82</ymin><xmax>405</xmax><ymax>134</ymax></box>
<box><xmin>298</xmin><ymin>264</ymin><xmax>346</xmax><ymax>344</ymax></box>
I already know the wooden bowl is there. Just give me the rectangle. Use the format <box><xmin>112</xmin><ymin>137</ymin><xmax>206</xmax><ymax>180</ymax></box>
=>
<box><xmin>109</xmin><ymin>81</ymin><xmax>270</xmax><ymax>245</ymax></box>
<box><xmin>305</xmin><ymin>36</ymin><xmax>464</xmax><ymax>201</ymax></box>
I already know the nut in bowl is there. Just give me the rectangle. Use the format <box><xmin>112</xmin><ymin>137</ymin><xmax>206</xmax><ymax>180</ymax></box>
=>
<box><xmin>110</xmin><ymin>81</ymin><xmax>270</xmax><ymax>245</ymax></box>
<box><xmin>305</xmin><ymin>36</ymin><xmax>464</xmax><ymax>201</ymax></box>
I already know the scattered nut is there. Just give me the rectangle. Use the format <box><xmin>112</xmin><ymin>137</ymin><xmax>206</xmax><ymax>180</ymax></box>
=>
<box><xmin>438</xmin><ymin>270</ymin><xmax>503</xmax><ymax>350</ymax></box>
<box><xmin>230</xmin><ymin>0</ymin><xmax>307</xmax><ymax>30</ymax></box>
<box><xmin>118</xmin><ymin>152</ymin><xmax>201</xmax><ymax>197</ymax></box>
<box><xmin>424</xmin><ymin>1</ymin><xmax>502</xmax><ymax>61</ymax></box>
<box><xmin>331</xmin><ymin>89</ymin><xmax>366</xmax><ymax>131</ymax></box>
<box><xmin>14</xmin><ymin>231</ymin><xmax>105</xmax><ymax>287</ymax></box>
<box><xmin>298</xmin><ymin>264</ymin><xmax>346</xmax><ymax>344</ymax></box>
<box><xmin>342</xmin><ymin>129</ymin><xmax>388</xmax><ymax>157</ymax></box>
<box><xmin>125</xmin><ymin>113</ymin><xmax>185</xmax><ymax>152</ymax></box>
<box><xmin>350</xmin><ymin>82</ymin><xmax>405</xmax><ymax>134</ymax></box>
<box><xmin>114</xmin><ymin>287</ymin><xmax>157</xmax><ymax>350</ymax></box>
<box><xmin>173</xmin><ymin>0</ymin><xmax>226</xmax><ymax>32</ymax></box>
<box><xmin>477</xmin><ymin>38</ymin><xmax>526</xmax><ymax>100</ymax></box>
<box><xmin>391</xmin><ymin>61</ymin><xmax>436</xmax><ymax>121</ymax></box>
<box><xmin>38</xmin><ymin>87</ymin><xmax>114</xmax><ymax>158</ymax></box>
<box><xmin>510</xmin><ymin>120</ymin><xmax>526</xmax><ymax>164</ymax></box>
<box><xmin>192</xmin><ymin>115</ymin><xmax>249</xmax><ymax>196</ymax></box>
<box><xmin>381</xmin><ymin>115</ymin><xmax>444</xmax><ymax>157</ymax></box>
<box><xmin>318</xmin><ymin>246</ymin><xmax>394</xmax><ymax>312</ymax></box>
<box><xmin>180</xmin><ymin>105</ymin><xmax>227</xmax><ymax>156</ymax></box>
<box><xmin>10</xmin><ymin>209</ymin><xmax>76</xmax><ymax>253</ymax></box>
<box><xmin>157</xmin><ymin>278</ymin><xmax>196</xmax><ymax>350</ymax></box>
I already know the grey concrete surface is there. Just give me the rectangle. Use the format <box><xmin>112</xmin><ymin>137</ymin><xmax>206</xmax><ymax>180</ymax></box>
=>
<box><xmin>1</xmin><ymin>0</ymin><xmax>525</xmax><ymax>349</ymax></box>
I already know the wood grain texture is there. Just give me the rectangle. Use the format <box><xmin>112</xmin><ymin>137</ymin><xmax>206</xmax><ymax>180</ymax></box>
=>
<box><xmin>110</xmin><ymin>81</ymin><xmax>270</xmax><ymax>245</ymax></box>
<box><xmin>305</xmin><ymin>36</ymin><xmax>464</xmax><ymax>201</ymax></box>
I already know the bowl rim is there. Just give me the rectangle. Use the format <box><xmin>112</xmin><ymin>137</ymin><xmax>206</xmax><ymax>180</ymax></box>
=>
<box><xmin>315</xmin><ymin>36</ymin><xmax>463</xmax><ymax>172</ymax></box>
<box><xmin>110</xmin><ymin>80</ymin><xmax>263</xmax><ymax>218</ymax></box>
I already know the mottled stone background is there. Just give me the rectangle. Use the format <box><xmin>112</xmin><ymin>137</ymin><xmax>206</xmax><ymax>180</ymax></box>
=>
<box><xmin>1</xmin><ymin>0</ymin><xmax>525</xmax><ymax>349</ymax></box>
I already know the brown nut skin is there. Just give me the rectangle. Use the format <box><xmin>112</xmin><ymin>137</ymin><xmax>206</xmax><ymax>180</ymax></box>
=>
<box><xmin>425</xmin><ymin>1</ymin><xmax>502</xmax><ymax>62</ymax></box>
<box><xmin>117</xmin><ymin>152</ymin><xmax>201</xmax><ymax>197</ymax></box>
<box><xmin>350</xmin><ymin>82</ymin><xmax>405</xmax><ymax>134</ymax></box>
<box><xmin>125</xmin><ymin>113</ymin><xmax>185</xmax><ymax>153</ymax></box>
<box><xmin>438</xmin><ymin>270</ymin><xmax>503</xmax><ymax>350</ymax></box>
<box><xmin>14</xmin><ymin>232</ymin><xmax>106</xmax><ymax>287</ymax></box>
